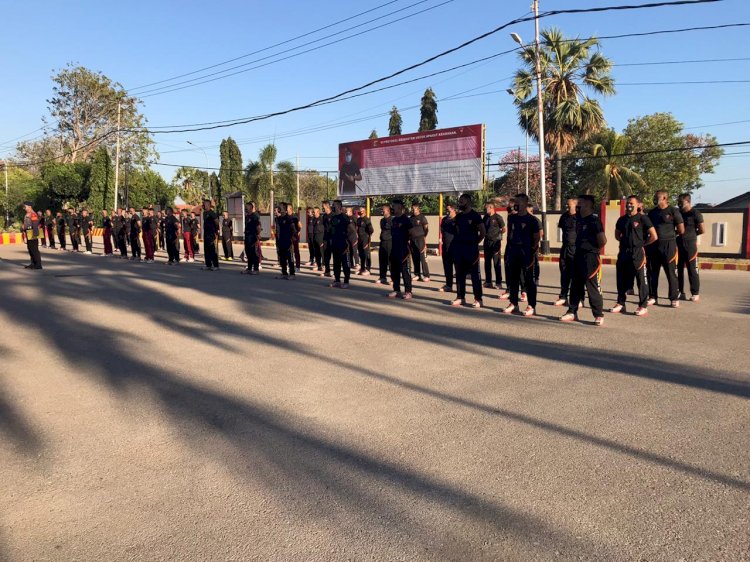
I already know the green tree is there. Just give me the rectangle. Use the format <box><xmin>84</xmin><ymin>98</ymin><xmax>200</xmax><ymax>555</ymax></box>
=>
<box><xmin>41</xmin><ymin>161</ymin><xmax>92</xmax><ymax>208</ymax></box>
<box><xmin>219</xmin><ymin>136</ymin><xmax>243</xmax><ymax>206</ymax></box>
<box><xmin>24</xmin><ymin>64</ymin><xmax>154</xmax><ymax>166</ymax></box>
<box><xmin>85</xmin><ymin>147</ymin><xmax>114</xmax><ymax>217</ymax></box>
<box><xmin>576</xmin><ymin>129</ymin><xmax>646</xmax><ymax>201</ymax></box>
<box><xmin>369</xmin><ymin>129</ymin><xmax>378</xmax><ymax>140</ymax></box>
<box><xmin>0</xmin><ymin>166</ymin><xmax>46</xmax><ymax>227</ymax></box>
<box><xmin>511</xmin><ymin>28</ymin><xmax>615</xmax><ymax>209</ymax></box>
<box><xmin>388</xmin><ymin>106</ymin><xmax>402</xmax><ymax>136</ymax></box>
<box><xmin>244</xmin><ymin>143</ymin><xmax>278</xmax><ymax>211</ymax></box>
<box><xmin>623</xmin><ymin>113</ymin><xmax>723</xmax><ymax>200</ymax></box>
<box><xmin>418</xmin><ymin>88</ymin><xmax>438</xmax><ymax>132</ymax></box>
<box><xmin>171</xmin><ymin>166</ymin><xmax>210</xmax><ymax>206</ymax></box>
<box><xmin>127</xmin><ymin>169</ymin><xmax>175</xmax><ymax>209</ymax></box>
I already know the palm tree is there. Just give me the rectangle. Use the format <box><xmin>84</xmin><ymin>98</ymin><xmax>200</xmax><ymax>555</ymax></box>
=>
<box><xmin>583</xmin><ymin>129</ymin><xmax>646</xmax><ymax>201</ymax></box>
<box><xmin>511</xmin><ymin>28</ymin><xmax>615</xmax><ymax>209</ymax></box>
<box><xmin>244</xmin><ymin>143</ymin><xmax>277</xmax><ymax>211</ymax></box>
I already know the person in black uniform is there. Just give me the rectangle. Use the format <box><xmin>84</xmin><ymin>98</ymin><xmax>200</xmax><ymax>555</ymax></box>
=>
<box><xmin>676</xmin><ymin>193</ymin><xmax>704</xmax><ymax>302</ymax></box>
<box><xmin>346</xmin><ymin>207</ymin><xmax>359</xmax><ymax>270</ymax></box>
<box><xmin>68</xmin><ymin>209</ymin><xmax>81</xmax><ymax>252</ymax></box>
<box><xmin>339</xmin><ymin>146</ymin><xmax>362</xmax><ymax>195</ymax></box>
<box><xmin>55</xmin><ymin>211</ymin><xmax>67</xmax><ymax>250</ymax></box>
<box><xmin>647</xmin><ymin>190</ymin><xmax>684</xmax><ymax>307</ymax></box>
<box><xmin>503</xmin><ymin>194</ymin><xmax>540</xmax><ymax>317</ymax></box>
<box><xmin>44</xmin><ymin>210</ymin><xmax>56</xmax><ymax>249</ymax></box>
<box><xmin>189</xmin><ymin>211</ymin><xmax>200</xmax><ymax>256</ymax></box>
<box><xmin>376</xmin><ymin>204</ymin><xmax>393</xmax><ymax>285</ymax></box>
<box><xmin>157</xmin><ymin>211</ymin><xmax>166</xmax><ymax>253</ymax></box>
<box><xmin>81</xmin><ymin>209</ymin><xmax>94</xmax><ymax>254</ymax></box>
<box><xmin>356</xmin><ymin>206</ymin><xmax>374</xmax><ymax>275</ymax></box>
<box><xmin>274</xmin><ymin>203</ymin><xmax>296</xmax><ymax>279</ymax></box>
<box><xmin>221</xmin><ymin>211</ymin><xmax>234</xmax><ymax>261</ymax></box>
<box><xmin>327</xmin><ymin>200</ymin><xmax>356</xmax><ymax>288</ymax></box>
<box><xmin>129</xmin><ymin>208</ymin><xmax>142</xmax><ymax>261</ymax></box>
<box><xmin>287</xmin><ymin>204</ymin><xmax>302</xmax><ymax>270</ymax></box>
<box><xmin>439</xmin><ymin>204</ymin><xmax>457</xmax><ymax>293</ymax></box>
<box><xmin>164</xmin><ymin>207</ymin><xmax>181</xmax><ymax>265</ymax></box>
<box><xmin>242</xmin><ymin>201</ymin><xmax>262</xmax><ymax>275</ymax></box>
<box><xmin>482</xmin><ymin>202</ymin><xmax>506</xmax><ymax>290</ymax></box>
<box><xmin>388</xmin><ymin>199</ymin><xmax>413</xmax><ymax>300</ymax></box>
<box><xmin>306</xmin><ymin>207</ymin><xmax>315</xmax><ymax>266</ymax></box>
<box><xmin>321</xmin><ymin>200</ymin><xmax>333</xmax><ymax>277</ymax></box>
<box><xmin>499</xmin><ymin>198</ymin><xmax>517</xmax><ymax>301</ymax></box>
<box><xmin>555</xmin><ymin>198</ymin><xmax>578</xmax><ymax>306</ymax></box>
<box><xmin>560</xmin><ymin>195</ymin><xmax>607</xmax><ymax>326</ymax></box>
<box><xmin>311</xmin><ymin>207</ymin><xmax>325</xmax><ymax>272</ymax></box>
<box><xmin>610</xmin><ymin>195</ymin><xmax>657</xmax><ymax>316</ymax></box>
<box><xmin>452</xmin><ymin>194</ymin><xmax>486</xmax><ymax>308</ymax></box>
<box><xmin>201</xmin><ymin>200</ymin><xmax>220</xmax><ymax>271</ymax></box>
<box><xmin>409</xmin><ymin>203</ymin><xmax>430</xmax><ymax>282</ymax></box>
<box><xmin>22</xmin><ymin>202</ymin><xmax>43</xmax><ymax>269</ymax></box>
<box><xmin>114</xmin><ymin>208</ymin><xmax>128</xmax><ymax>258</ymax></box>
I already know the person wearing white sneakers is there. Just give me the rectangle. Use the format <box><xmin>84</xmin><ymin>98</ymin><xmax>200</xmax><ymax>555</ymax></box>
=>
<box><xmin>328</xmin><ymin>200</ymin><xmax>355</xmax><ymax>288</ymax></box>
<box><xmin>482</xmin><ymin>202</ymin><xmax>506</xmax><ymax>291</ymax></box>
<box><xmin>560</xmin><ymin>195</ymin><xmax>607</xmax><ymax>326</ymax></box>
<box><xmin>356</xmin><ymin>206</ymin><xmax>374</xmax><ymax>275</ymax></box>
<box><xmin>451</xmin><ymin>194</ymin><xmax>486</xmax><ymax>309</ymax></box>
<box><xmin>409</xmin><ymin>203</ymin><xmax>430</xmax><ymax>283</ymax></box>
<box><xmin>646</xmin><ymin>190</ymin><xmax>684</xmax><ymax>308</ymax></box>
<box><xmin>676</xmin><ymin>193</ymin><xmax>704</xmax><ymax>303</ymax></box>
<box><xmin>439</xmin><ymin>203</ymin><xmax>457</xmax><ymax>293</ymax></box>
<box><xmin>387</xmin><ymin>200</ymin><xmax>413</xmax><ymax>300</ymax></box>
<box><xmin>376</xmin><ymin>204</ymin><xmax>393</xmax><ymax>285</ymax></box>
<box><xmin>81</xmin><ymin>209</ymin><xmax>94</xmax><ymax>254</ymax></box>
<box><xmin>503</xmin><ymin>194</ymin><xmax>539</xmax><ymax>316</ymax></box>
<box><xmin>611</xmin><ymin>196</ymin><xmax>657</xmax><ymax>316</ymax></box>
<box><xmin>554</xmin><ymin>198</ymin><xmax>578</xmax><ymax>307</ymax></box>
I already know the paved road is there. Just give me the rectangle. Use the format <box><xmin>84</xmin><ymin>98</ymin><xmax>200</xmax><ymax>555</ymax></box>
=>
<box><xmin>1</xmin><ymin>243</ymin><xmax>748</xmax><ymax>561</ymax></box>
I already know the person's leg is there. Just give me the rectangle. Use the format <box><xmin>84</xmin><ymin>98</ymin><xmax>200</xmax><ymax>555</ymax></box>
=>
<box><xmin>357</xmin><ymin>243</ymin><xmax>366</xmax><ymax>273</ymax></box>
<box><xmin>648</xmin><ymin>246</ymin><xmax>660</xmax><ymax>301</ymax></box>
<box><xmin>288</xmin><ymin>245</ymin><xmax>296</xmax><ymax>276</ymax></box>
<box><xmin>364</xmin><ymin>244</ymin><xmax>371</xmax><ymax>272</ymax></box>
<box><xmin>30</xmin><ymin>240</ymin><xmax>42</xmax><ymax>268</ymax></box>
<box><xmin>410</xmin><ymin>241</ymin><xmax>422</xmax><ymax>278</ymax></box>
<box><xmin>49</xmin><ymin>229</ymin><xmax>56</xmax><ymax>249</ymax></box>
<box><xmin>212</xmin><ymin>241</ymin><xmax>220</xmax><ymax>268</ymax></box>
<box><xmin>103</xmin><ymin>229</ymin><xmax>112</xmax><ymax>254</ymax></box>
<box><xmin>635</xmin><ymin>252</ymin><xmax>649</xmax><ymax>308</ymax></box>
<box><xmin>524</xmin><ymin>251</ymin><xmax>538</xmax><ymax>309</ymax></box>
<box><xmin>566</xmin><ymin>262</ymin><xmax>585</xmax><ymax>315</ymax></box>
<box><xmin>293</xmin><ymin>239</ymin><xmax>301</xmax><ymax>269</ymax></box>
<box><xmin>507</xmin><ymin>252</ymin><xmax>521</xmax><ymax>307</ymax></box>
<box><xmin>333</xmin><ymin>249</ymin><xmax>342</xmax><ymax>282</ymax></box>
<box><xmin>59</xmin><ymin>231</ymin><xmax>66</xmax><ymax>250</ymax></box>
<box><xmin>455</xmin><ymin>254</ymin><xmax>467</xmax><ymax>301</ymax></box>
<box><xmin>442</xmin><ymin>250</ymin><xmax>454</xmax><ymax>289</ymax></box>
<box><xmin>483</xmin><ymin>241</ymin><xmax>493</xmax><ymax>285</ymax></box>
<box><xmin>615</xmin><ymin>256</ymin><xmax>628</xmax><ymax>305</ymax></box>
<box><xmin>419</xmin><ymin>239</ymin><xmax>430</xmax><ymax>278</ymax></box>
<box><xmin>493</xmin><ymin>242</ymin><xmax>502</xmax><ymax>288</ymax></box>
<box><xmin>324</xmin><ymin>244</ymin><xmax>332</xmax><ymax>275</ymax></box>
<box><xmin>585</xmin><ymin>254</ymin><xmax>604</xmax><ymax>318</ymax></box>
<box><xmin>85</xmin><ymin>235</ymin><xmax>93</xmax><ymax>253</ymax></box>
<box><xmin>664</xmin><ymin>240</ymin><xmax>679</xmax><ymax>302</ymax></box>
<box><xmin>222</xmin><ymin>239</ymin><xmax>229</xmax><ymax>259</ymax></box>
<box><xmin>390</xmin><ymin>255</ymin><xmax>401</xmax><ymax>292</ymax></box>
<box><xmin>685</xmin><ymin>238</ymin><xmax>700</xmax><ymax>296</ymax></box>
<box><xmin>379</xmin><ymin>243</ymin><xmax>391</xmax><ymax>280</ymax></box>
<box><xmin>677</xmin><ymin>238</ymin><xmax>688</xmax><ymax>296</ymax></box>
<box><xmin>402</xmin><ymin>254</ymin><xmax>413</xmax><ymax>293</ymax></box>
<box><xmin>470</xmin><ymin>252</ymin><xmax>483</xmax><ymax>301</ymax></box>
<box><xmin>342</xmin><ymin>249</ymin><xmax>350</xmax><ymax>283</ymax></box>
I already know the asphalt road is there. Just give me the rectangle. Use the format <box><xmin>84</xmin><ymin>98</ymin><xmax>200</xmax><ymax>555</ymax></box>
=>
<box><xmin>1</xmin><ymin>242</ymin><xmax>748</xmax><ymax>561</ymax></box>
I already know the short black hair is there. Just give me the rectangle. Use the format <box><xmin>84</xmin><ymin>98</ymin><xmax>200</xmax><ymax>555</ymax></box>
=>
<box><xmin>678</xmin><ymin>193</ymin><xmax>691</xmax><ymax>202</ymax></box>
<box><xmin>333</xmin><ymin>199</ymin><xmax>343</xmax><ymax>206</ymax></box>
<box><xmin>514</xmin><ymin>193</ymin><xmax>529</xmax><ymax>203</ymax></box>
<box><xmin>578</xmin><ymin>194</ymin><xmax>596</xmax><ymax>206</ymax></box>
<box><xmin>322</xmin><ymin>200</ymin><xmax>330</xmax><ymax>206</ymax></box>
<box><xmin>392</xmin><ymin>199</ymin><xmax>405</xmax><ymax>207</ymax></box>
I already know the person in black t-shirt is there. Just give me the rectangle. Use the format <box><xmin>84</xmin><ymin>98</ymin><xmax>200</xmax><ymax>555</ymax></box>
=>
<box><xmin>356</xmin><ymin>206</ymin><xmax>374</xmax><ymax>275</ymax></box>
<box><xmin>439</xmin><ymin>204</ymin><xmax>457</xmax><ymax>293</ymax></box>
<box><xmin>482</xmin><ymin>202</ymin><xmax>506</xmax><ymax>290</ymax></box>
<box><xmin>388</xmin><ymin>200</ymin><xmax>413</xmax><ymax>299</ymax></box>
<box><xmin>339</xmin><ymin>146</ymin><xmax>362</xmax><ymax>195</ymax></box>
<box><xmin>311</xmin><ymin>207</ymin><xmax>325</xmax><ymax>272</ymax></box>
<box><xmin>221</xmin><ymin>211</ymin><xmax>234</xmax><ymax>261</ymax></box>
<box><xmin>452</xmin><ymin>195</ymin><xmax>486</xmax><ymax>308</ymax></box>
<box><xmin>128</xmin><ymin>208</ymin><xmax>142</xmax><ymax>260</ymax></box>
<box><xmin>287</xmin><ymin>204</ymin><xmax>302</xmax><ymax>270</ymax></box>
<box><xmin>274</xmin><ymin>203</ymin><xmax>297</xmax><ymax>278</ymax></box>
<box><xmin>201</xmin><ymin>200</ymin><xmax>220</xmax><ymax>270</ymax></box>
<box><xmin>55</xmin><ymin>211</ymin><xmax>67</xmax><ymax>250</ymax></box>
<box><xmin>305</xmin><ymin>207</ymin><xmax>315</xmax><ymax>265</ymax></box>
<box><xmin>611</xmin><ymin>195</ymin><xmax>657</xmax><ymax>315</ymax></box>
<box><xmin>345</xmin><ymin>207</ymin><xmax>359</xmax><ymax>269</ymax></box>
<box><xmin>409</xmin><ymin>203</ymin><xmax>430</xmax><ymax>282</ymax></box>
<box><xmin>560</xmin><ymin>195</ymin><xmax>607</xmax><ymax>325</ymax></box>
<box><xmin>44</xmin><ymin>210</ymin><xmax>56</xmax><ymax>249</ymax></box>
<box><xmin>68</xmin><ymin>209</ymin><xmax>81</xmax><ymax>252</ymax></box>
<box><xmin>377</xmin><ymin>204</ymin><xmax>393</xmax><ymax>285</ymax></box>
<box><xmin>327</xmin><ymin>200</ymin><xmax>356</xmax><ymax>287</ymax></box>
<box><xmin>321</xmin><ymin>200</ymin><xmax>333</xmax><ymax>277</ymax></box>
<box><xmin>676</xmin><ymin>193</ymin><xmax>704</xmax><ymax>301</ymax></box>
<box><xmin>114</xmin><ymin>208</ymin><xmax>128</xmax><ymax>257</ymax></box>
<box><xmin>555</xmin><ymin>198</ymin><xmax>578</xmax><ymax>306</ymax></box>
<box><xmin>647</xmin><ymin>190</ymin><xmax>684</xmax><ymax>307</ymax></box>
<box><xmin>164</xmin><ymin>207</ymin><xmax>182</xmax><ymax>264</ymax></box>
<box><xmin>503</xmin><ymin>194</ymin><xmax>540</xmax><ymax>316</ymax></box>
<box><xmin>242</xmin><ymin>202</ymin><xmax>262</xmax><ymax>274</ymax></box>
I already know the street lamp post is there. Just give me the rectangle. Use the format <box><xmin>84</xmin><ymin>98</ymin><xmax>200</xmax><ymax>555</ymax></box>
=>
<box><xmin>187</xmin><ymin>141</ymin><xmax>211</xmax><ymax>200</ymax></box>
<box><xmin>511</xmin><ymin>0</ymin><xmax>550</xmax><ymax>254</ymax></box>
<box><xmin>506</xmin><ymin>89</ymin><xmax>530</xmax><ymax>196</ymax></box>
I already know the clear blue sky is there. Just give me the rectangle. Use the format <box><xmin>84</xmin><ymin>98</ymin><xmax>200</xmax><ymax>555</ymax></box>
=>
<box><xmin>1</xmin><ymin>0</ymin><xmax>749</xmax><ymax>203</ymax></box>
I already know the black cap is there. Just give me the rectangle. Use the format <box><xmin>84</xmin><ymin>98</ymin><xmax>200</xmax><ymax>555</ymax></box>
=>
<box><xmin>22</xmin><ymin>201</ymin><xmax>33</xmax><ymax>207</ymax></box>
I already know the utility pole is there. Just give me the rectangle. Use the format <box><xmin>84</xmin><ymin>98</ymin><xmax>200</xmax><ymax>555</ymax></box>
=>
<box><xmin>296</xmin><ymin>154</ymin><xmax>300</xmax><ymax>209</ymax></box>
<box><xmin>2</xmin><ymin>161</ymin><xmax>9</xmax><ymax>228</ymax></box>
<box><xmin>114</xmin><ymin>100</ymin><xmax>121</xmax><ymax>210</ymax></box>
<box><xmin>533</xmin><ymin>0</ymin><xmax>550</xmax><ymax>254</ymax></box>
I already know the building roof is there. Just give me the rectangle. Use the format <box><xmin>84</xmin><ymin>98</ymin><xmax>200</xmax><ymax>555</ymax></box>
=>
<box><xmin>715</xmin><ymin>191</ymin><xmax>750</xmax><ymax>208</ymax></box>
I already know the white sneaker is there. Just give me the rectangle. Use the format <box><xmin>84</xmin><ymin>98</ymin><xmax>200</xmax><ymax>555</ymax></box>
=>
<box><xmin>553</xmin><ymin>298</ymin><xmax>567</xmax><ymax>307</ymax></box>
<box><xmin>647</xmin><ymin>298</ymin><xmax>656</xmax><ymax>306</ymax></box>
<box><xmin>610</xmin><ymin>304</ymin><xmax>624</xmax><ymax>314</ymax></box>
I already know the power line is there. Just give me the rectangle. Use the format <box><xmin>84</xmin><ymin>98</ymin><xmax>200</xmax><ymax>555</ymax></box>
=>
<box><xmin>129</xmin><ymin>0</ymin><xmax>402</xmax><ymax>91</ymax></box>
<box><xmin>136</xmin><ymin>0</ymin><xmax>455</xmax><ymax>98</ymax></box>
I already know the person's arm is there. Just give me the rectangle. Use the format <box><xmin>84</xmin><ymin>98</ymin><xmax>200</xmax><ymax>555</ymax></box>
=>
<box><xmin>614</xmin><ymin>228</ymin><xmax>623</xmax><ymax>241</ymax></box>
<box><xmin>477</xmin><ymin>221</ymin><xmax>486</xmax><ymax>245</ymax></box>
<box><xmin>499</xmin><ymin>216</ymin><xmax>507</xmax><ymax>235</ymax></box>
<box><xmin>422</xmin><ymin>216</ymin><xmax>429</xmax><ymax>237</ymax></box>
<box><xmin>673</xmin><ymin>208</ymin><xmax>685</xmax><ymax>236</ymax></box>
<box><xmin>366</xmin><ymin>219</ymin><xmax>374</xmax><ymax>236</ymax></box>
<box><xmin>596</xmin><ymin>231</ymin><xmax>607</xmax><ymax>249</ymax></box>
<box><xmin>696</xmin><ymin>211</ymin><xmax>705</xmax><ymax>235</ymax></box>
<box><xmin>645</xmin><ymin>227</ymin><xmax>658</xmax><ymax>245</ymax></box>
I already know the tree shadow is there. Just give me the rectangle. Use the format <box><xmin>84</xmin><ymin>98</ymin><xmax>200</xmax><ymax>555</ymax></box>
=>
<box><xmin>0</xmin><ymin>344</ymin><xmax>44</xmax><ymax>455</ymax></box>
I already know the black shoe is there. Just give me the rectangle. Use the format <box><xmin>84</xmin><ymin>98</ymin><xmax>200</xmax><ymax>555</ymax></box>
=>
<box><xmin>24</xmin><ymin>264</ymin><xmax>33</xmax><ymax>269</ymax></box>
<box><xmin>34</xmin><ymin>266</ymin><xmax>43</xmax><ymax>270</ymax></box>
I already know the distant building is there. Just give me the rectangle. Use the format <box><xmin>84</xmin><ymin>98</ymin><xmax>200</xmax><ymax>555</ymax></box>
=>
<box><xmin>715</xmin><ymin>191</ymin><xmax>750</xmax><ymax>209</ymax></box>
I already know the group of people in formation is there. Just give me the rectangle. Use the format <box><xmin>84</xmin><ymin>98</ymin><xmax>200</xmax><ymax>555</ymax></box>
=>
<box><xmin>20</xmin><ymin>188</ymin><xmax>704</xmax><ymax>326</ymax></box>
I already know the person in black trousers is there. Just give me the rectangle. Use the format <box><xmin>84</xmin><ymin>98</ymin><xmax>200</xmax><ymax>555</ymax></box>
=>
<box><xmin>451</xmin><ymin>195</ymin><xmax>485</xmax><ymax>308</ymax></box>
<box><xmin>647</xmin><ymin>190</ymin><xmax>684</xmax><ymax>307</ymax></box>
<box><xmin>676</xmin><ymin>193</ymin><xmax>704</xmax><ymax>302</ymax></box>
<box><xmin>377</xmin><ymin>204</ymin><xmax>393</xmax><ymax>285</ymax></box>
<box><xmin>503</xmin><ymin>194</ymin><xmax>540</xmax><ymax>317</ymax></box>
<box><xmin>221</xmin><ymin>211</ymin><xmax>234</xmax><ymax>260</ymax></box>
<box><xmin>356</xmin><ymin>206</ymin><xmax>374</xmax><ymax>275</ymax></box>
<box><xmin>439</xmin><ymin>204</ymin><xmax>457</xmax><ymax>293</ymax></box>
<box><xmin>328</xmin><ymin>200</ymin><xmax>355</xmax><ymax>288</ymax></box>
<box><xmin>409</xmin><ymin>203</ymin><xmax>430</xmax><ymax>282</ymax></box>
<box><xmin>311</xmin><ymin>207</ymin><xmax>325</xmax><ymax>272</ymax></box>
<box><xmin>388</xmin><ymin>200</ymin><xmax>413</xmax><ymax>300</ymax></box>
<box><xmin>306</xmin><ymin>207</ymin><xmax>315</xmax><ymax>266</ymax></box>
<box><xmin>56</xmin><ymin>211</ymin><xmax>67</xmax><ymax>250</ymax></box>
<box><xmin>555</xmin><ymin>198</ymin><xmax>578</xmax><ymax>306</ymax></box>
<box><xmin>164</xmin><ymin>207</ymin><xmax>181</xmax><ymax>265</ymax></box>
<box><xmin>22</xmin><ymin>202</ymin><xmax>43</xmax><ymax>269</ymax></box>
<box><xmin>201</xmin><ymin>200</ymin><xmax>220</xmax><ymax>271</ymax></box>
<box><xmin>129</xmin><ymin>208</ymin><xmax>142</xmax><ymax>261</ymax></box>
<box><xmin>44</xmin><ymin>210</ymin><xmax>56</xmax><ymax>249</ymax></box>
<box><xmin>321</xmin><ymin>200</ymin><xmax>333</xmax><ymax>277</ymax></box>
<box><xmin>482</xmin><ymin>202</ymin><xmax>506</xmax><ymax>290</ymax></box>
<box><xmin>242</xmin><ymin>201</ymin><xmax>262</xmax><ymax>274</ymax></box>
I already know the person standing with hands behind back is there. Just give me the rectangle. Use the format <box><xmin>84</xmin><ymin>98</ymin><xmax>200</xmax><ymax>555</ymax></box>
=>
<box><xmin>201</xmin><ymin>199</ymin><xmax>220</xmax><ymax>271</ymax></box>
<box><xmin>22</xmin><ymin>202</ymin><xmax>43</xmax><ymax>270</ymax></box>
<box><xmin>676</xmin><ymin>193</ymin><xmax>704</xmax><ymax>302</ymax></box>
<box><xmin>221</xmin><ymin>211</ymin><xmax>234</xmax><ymax>261</ymax></box>
<box><xmin>451</xmin><ymin>194</ymin><xmax>486</xmax><ymax>309</ymax></box>
<box><xmin>647</xmin><ymin>190</ymin><xmax>684</xmax><ymax>308</ymax></box>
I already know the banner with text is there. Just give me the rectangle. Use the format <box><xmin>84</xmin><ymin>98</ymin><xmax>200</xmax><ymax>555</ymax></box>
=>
<box><xmin>338</xmin><ymin>124</ymin><xmax>485</xmax><ymax>196</ymax></box>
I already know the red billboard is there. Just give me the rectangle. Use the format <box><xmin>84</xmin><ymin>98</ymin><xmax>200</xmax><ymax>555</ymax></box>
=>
<box><xmin>338</xmin><ymin>124</ymin><xmax>485</xmax><ymax>196</ymax></box>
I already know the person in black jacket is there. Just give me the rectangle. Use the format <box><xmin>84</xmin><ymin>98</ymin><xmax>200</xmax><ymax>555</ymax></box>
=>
<box><xmin>439</xmin><ymin>204</ymin><xmax>457</xmax><ymax>293</ymax></box>
<box><xmin>44</xmin><ymin>210</ymin><xmax>56</xmax><ymax>249</ymax></box>
<box><xmin>482</xmin><ymin>202</ymin><xmax>506</xmax><ymax>290</ymax></box>
<box><xmin>321</xmin><ymin>200</ymin><xmax>333</xmax><ymax>277</ymax></box>
<box><xmin>327</xmin><ymin>200</ymin><xmax>356</xmax><ymax>288</ymax></box>
<box><xmin>356</xmin><ymin>206</ymin><xmax>374</xmax><ymax>275</ymax></box>
<box><xmin>306</xmin><ymin>207</ymin><xmax>315</xmax><ymax>266</ymax></box>
<box><xmin>221</xmin><ymin>211</ymin><xmax>234</xmax><ymax>261</ymax></box>
<box><xmin>388</xmin><ymin>200</ymin><xmax>413</xmax><ymax>300</ymax></box>
<box><xmin>129</xmin><ymin>208</ymin><xmax>142</xmax><ymax>261</ymax></box>
<box><xmin>67</xmin><ymin>209</ymin><xmax>81</xmax><ymax>252</ymax></box>
<box><xmin>56</xmin><ymin>211</ymin><xmax>67</xmax><ymax>250</ymax></box>
<box><xmin>409</xmin><ymin>203</ymin><xmax>430</xmax><ymax>282</ymax></box>
<box><xmin>242</xmin><ymin>201</ymin><xmax>262</xmax><ymax>274</ymax></box>
<box><xmin>311</xmin><ymin>207</ymin><xmax>325</xmax><ymax>272</ymax></box>
<box><xmin>377</xmin><ymin>204</ymin><xmax>393</xmax><ymax>285</ymax></box>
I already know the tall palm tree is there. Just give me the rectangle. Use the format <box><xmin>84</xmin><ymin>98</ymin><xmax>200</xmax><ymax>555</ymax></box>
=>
<box><xmin>244</xmin><ymin>143</ymin><xmax>278</xmax><ymax>211</ymax></box>
<box><xmin>584</xmin><ymin>129</ymin><xmax>646</xmax><ymax>201</ymax></box>
<box><xmin>511</xmin><ymin>28</ymin><xmax>615</xmax><ymax>209</ymax></box>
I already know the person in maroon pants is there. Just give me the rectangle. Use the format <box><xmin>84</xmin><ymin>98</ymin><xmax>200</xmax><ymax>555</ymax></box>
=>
<box><xmin>102</xmin><ymin>209</ymin><xmax>113</xmax><ymax>256</ymax></box>
<box><xmin>181</xmin><ymin>209</ymin><xmax>194</xmax><ymax>262</ymax></box>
